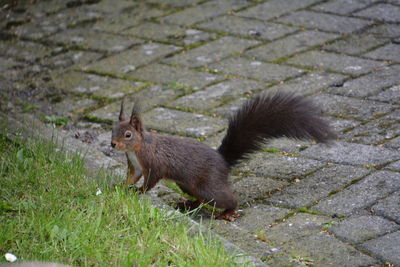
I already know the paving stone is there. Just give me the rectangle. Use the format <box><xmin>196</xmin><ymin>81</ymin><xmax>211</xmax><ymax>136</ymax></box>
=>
<box><xmin>209</xmin><ymin>57</ymin><xmax>304</xmax><ymax>82</ymax></box>
<box><xmin>0</xmin><ymin>56</ymin><xmax>23</xmax><ymax>72</ymax></box>
<box><xmin>264</xmin><ymin>213</ymin><xmax>336</xmax><ymax>244</ymax></box>
<box><xmin>360</xmin><ymin>231</ymin><xmax>400</xmax><ymax>266</ymax></box>
<box><xmin>384</xmin><ymin>136</ymin><xmax>400</xmax><ymax>150</ymax></box>
<box><xmin>328</xmin><ymin>65</ymin><xmax>400</xmax><ymax>98</ymax></box>
<box><xmin>91</xmin><ymin>0</ymin><xmax>137</xmax><ymax>15</ymax></box>
<box><xmin>146</xmin><ymin>0</ymin><xmax>204</xmax><ymax>8</ymax></box>
<box><xmin>92</xmin><ymin>5</ymin><xmax>166</xmax><ymax>33</ymax></box>
<box><xmin>161</xmin><ymin>0</ymin><xmax>250</xmax><ymax>25</ymax></box>
<box><xmin>267</xmin><ymin>165</ymin><xmax>371</xmax><ymax>209</ymax></box>
<box><xmin>197</xmin><ymin>15</ymin><xmax>297</xmax><ymax>41</ymax></box>
<box><xmin>330</xmin><ymin>215</ymin><xmax>399</xmax><ymax>244</ymax></box>
<box><xmin>123</xmin><ymin>22</ymin><xmax>217</xmax><ymax>46</ymax></box>
<box><xmin>13</xmin><ymin>5</ymin><xmax>104</xmax><ymax>39</ymax></box>
<box><xmin>268</xmin><ymin>71</ymin><xmax>347</xmax><ymax>96</ymax></box>
<box><xmin>170</xmin><ymin>79</ymin><xmax>265</xmax><ymax>111</ymax></box>
<box><xmin>207</xmin><ymin>220</ymin><xmax>279</xmax><ymax>260</ymax></box>
<box><xmin>323</xmin><ymin>33</ymin><xmax>388</xmax><ymax>55</ymax></box>
<box><xmin>277</xmin><ymin>10</ymin><xmax>372</xmax><ymax>34</ymax></box>
<box><xmin>263</xmin><ymin>138</ymin><xmax>313</xmax><ymax>155</ymax></box>
<box><xmin>210</xmin><ymin>97</ymin><xmax>248</xmax><ymax>118</ymax></box>
<box><xmin>325</xmin><ymin>116</ymin><xmax>360</xmax><ymax>135</ymax></box>
<box><xmin>163</xmin><ymin>36</ymin><xmax>260</xmax><ymax>67</ymax></box>
<box><xmin>370</xmin><ymin>85</ymin><xmax>400</xmax><ymax>105</ymax></box>
<box><xmin>43</xmin><ymin>50</ymin><xmax>102</xmax><ymax>69</ymax></box>
<box><xmin>312</xmin><ymin>171</ymin><xmax>400</xmax><ymax>216</ymax></box>
<box><xmin>344</xmin><ymin>114</ymin><xmax>400</xmax><ymax>145</ymax></box>
<box><xmin>50</xmin><ymin>98</ymin><xmax>97</xmax><ymax>118</ymax></box>
<box><xmin>310</xmin><ymin>93</ymin><xmax>395</xmax><ymax>121</ymax></box>
<box><xmin>237</xmin><ymin>0</ymin><xmax>320</xmax><ymax>21</ymax></box>
<box><xmin>372</xmin><ymin>190</ymin><xmax>400</xmax><ymax>224</ymax></box>
<box><xmin>355</xmin><ymin>3</ymin><xmax>400</xmax><ymax>22</ymax></box>
<box><xmin>48</xmin><ymin>28</ymin><xmax>142</xmax><ymax>53</ymax></box>
<box><xmin>232</xmin><ymin>176</ymin><xmax>288</xmax><ymax>206</ymax></box>
<box><xmin>312</xmin><ymin>0</ymin><xmax>378</xmax><ymax>15</ymax></box>
<box><xmin>302</xmin><ymin>141</ymin><xmax>400</xmax><ymax>166</ymax></box>
<box><xmin>141</xmin><ymin>107</ymin><xmax>226</xmax><ymax>137</ymax></box>
<box><xmin>88</xmin><ymin>85</ymin><xmax>181</xmax><ymax>121</ymax></box>
<box><xmin>235</xmin><ymin>152</ymin><xmax>325</xmax><ymax>180</ymax></box>
<box><xmin>0</xmin><ymin>40</ymin><xmax>53</xmax><ymax>62</ymax></box>
<box><xmin>128</xmin><ymin>63</ymin><xmax>222</xmax><ymax>89</ymax></box>
<box><xmin>236</xmin><ymin>204</ymin><xmax>291</xmax><ymax>233</ymax></box>
<box><xmin>245</xmin><ymin>30</ymin><xmax>339</xmax><ymax>61</ymax></box>
<box><xmin>364</xmin><ymin>43</ymin><xmax>400</xmax><ymax>62</ymax></box>
<box><xmin>84</xmin><ymin>43</ymin><xmax>181</xmax><ymax>75</ymax></box>
<box><xmin>286</xmin><ymin>50</ymin><xmax>386</xmax><ymax>75</ymax></box>
<box><xmin>281</xmin><ymin>232</ymin><xmax>378</xmax><ymax>266</ymax></box>
<box><xmin>49</xmin><ymin>71</ymin><xmax>146</xmax><ymax>99</ymax></box>
<box><xmin>366</xmin><ymin>24</ymin><xmax>400</xmax><ymax>38</ymax></box>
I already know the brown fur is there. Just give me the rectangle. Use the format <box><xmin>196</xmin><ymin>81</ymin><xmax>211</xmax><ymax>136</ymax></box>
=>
<box><xmin>111</xmin><ymin>92</ymin><xmax>335</xmax><ymax>221</ymax></box>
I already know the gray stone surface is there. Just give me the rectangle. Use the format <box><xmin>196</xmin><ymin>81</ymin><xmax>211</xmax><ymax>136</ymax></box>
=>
<box><xmin>286</xmin><ymin>50</ymin><xmax>386</xmax><ymax>75</ymax></box>
<box><xmin>170</xmin><ymin>79</ymin><xmax>265</xmax><ymax>111</ymax></box>
<box><xmin>236</xmin><ymin>205</ymin><xmax>291</xmax><ymax>233</ymax></box>
<box><xmin>161</xmin><ymin>0</ymin><xmax>249</xmax><ymax>25</ymax></box>
<box><xmin>209</xmin><ymin>57</ymin><xmax>304</xmax><ymax>82</ymax></box>
<box><xmin>0</xmin><ymin>40</ymin><xmax>53</xmax><ymax>62</ymax></box>
<box><xmin>313</xmin><ymin>171</ymin><xmax>400</xmax><ymax>216</ymax></box>
<box><xmin>235</xmin><ymin>152</ymin><xmax>325</xmax><ymax>180</ymax></box>
<box><xmin>267</xmin><ymin>71</ymin><xmax>347</xmax><ymax>96</ymax></box>
<box><xmin>311</xmin><ymin>93</ymin><xmax>395</xmax><ymax>121</ymax></box>
<box><xmin>312</xmin><ymin>0</ymin><xmax>378</xmax><ymax>15</ymax></box>
<box><xmin>84</xmin><ymin>43</ymin><xmax>181</xmax><ymax>75</ymax></box>
<box><xmin>355</xmin><ymin>3</ymin><xmax>400</xmax><ymax>22</ymax></box>
<box><xmin>323</xmin><ymin>33</ymin><xmax>388</xmax><ymax>55</ymax></box>
<box><xmin>163</xmin><ymin>36</ymin><xmax>259</xmax><ymax>67</ymax></box>
<box><xmin>237</xmin><ymin>0</ymin><xmax>320</xmax><ymax>21</ymax></box>
<box><xmin>364</xmin><ymin>43</ymin><xmax>400</xmax><ymax>62</ymax></box>
<box><xmin>43</xmin><ymin>50</ymin><xmax>102</xmax><ymax>69</ymax></box>
<box><xmin>47</xmin><ymin>28</ymin><xmax>142</xmax><ymax>53</ymax></box>
<box><xmin>302</xmin><ymin>141</ymin><xmax>400</xmax><ymax>165</ymax></box>
<box><xmin>48</xmin><ymin>71</ymin><xmax>146</xmax><ymax>99</ymax></box>
<box><xmin>267</xmin><ymin>165</ymin><xmax>371</xmax><ymax>208</ymax></box>
<box><xmin>327</xmin><ymin>65</ymin><xmax>400</xmax><ymax>98</ymax></box>
<box><xmin>246</xmin><ymin>30</ymin><xmax>339</xmax><ymax>61</ymax></box>
<box><xmin>141</xmin><ymin>107</ymin><xmax>226</xmax><ymax>137</ymax></box>
<box><xmin>365</xmin><ymin>24</ymin><xmax>400</xmax><ymax>38</ymax></box>
<box><xmin>278</xmin><ymin>10</ymin><xmax>372</xmax><ymax>34</ymax></box>
<box><xmin>344</xmin><ymin>114</ymin><xmax>400</xmax><ymax>145</ymax></box>
<box><xmin>265</xmin><ymin>213</ymin><xmax>336</xmax><ymax>245</ymax></box>
<box><xmin>330</xmin><ymin>215</ymin><xmax>400</xmax><ymax>244</ymax></box>
<box><xmin>280</xmin><ymin>232</ymin><xmax>378</xmax><ymax>266</ymax></box>
<box><xmin>123</xmin><ymin>22</ymin><xmax>217</xmax><ymax>46</ymax></box>
<box><xmin>372</xmin><ymin>190</ymin><xmax>400</xmax><ymax>224</ymax></box>
<box><xmin>360</xmin><ymin>231</ymin><xmax>400</xmax><ymax>265</ymax></box>
<box><xmin>198</xmin><ymin>15</ymin><xmax>297</xmax><ymax>41</ymax></box>
<box><xmin>369</xmin><ymin>85</ymin><xmax>400</xmax><ymax>105</ymax></box>
<box><xmin>127</xmin><ymin>63</ymin><xmax>222</xmax><ymax>89</ymax></box>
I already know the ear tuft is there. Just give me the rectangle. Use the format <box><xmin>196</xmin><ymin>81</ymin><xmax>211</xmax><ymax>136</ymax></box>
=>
<box><xmin>130</xmin><ymin>103</ymin><xmax>143</xmax><ymax>133</ymax></box>
<box><xmin>119</xmin><ymin>99</ymin><xmax>127</xmax><ymax>121</ymax></box>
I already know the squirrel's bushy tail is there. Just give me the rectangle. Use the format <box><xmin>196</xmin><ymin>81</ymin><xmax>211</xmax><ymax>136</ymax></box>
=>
<box><xmin>217</xmin><ymin>91</ymin><xmax>336</xmax><ymax>166</ymax></box>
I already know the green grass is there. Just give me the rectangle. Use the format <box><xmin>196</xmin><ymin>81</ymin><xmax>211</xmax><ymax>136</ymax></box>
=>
<box><xmin>0</xmin><ymin>134</ymin><xmax>241</xmax><ymax>266</ymax></box>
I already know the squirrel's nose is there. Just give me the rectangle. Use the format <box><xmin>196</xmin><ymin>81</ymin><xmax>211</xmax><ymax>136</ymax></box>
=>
<box><xmin>111</xmin><ymin>141</ymin><xmax>116</xmax><ymax>148</ymax></box>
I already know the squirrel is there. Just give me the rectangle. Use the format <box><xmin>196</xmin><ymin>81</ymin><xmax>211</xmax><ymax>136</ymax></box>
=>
<box><xmin>111</xmin><ymin>91</ymin><xmax>336</xmax><ymax>221</ymax></box>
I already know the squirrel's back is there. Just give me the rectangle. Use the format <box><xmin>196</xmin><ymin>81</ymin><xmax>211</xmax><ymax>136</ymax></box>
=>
<box><xmin>218</xmin><ymin>91</ymin><xmax>336</xmax><ymax>166</ymax></box>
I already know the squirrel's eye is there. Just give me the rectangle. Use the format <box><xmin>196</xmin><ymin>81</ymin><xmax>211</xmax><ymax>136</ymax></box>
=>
<box><xmin>125</xmin><ymin>131</ymin><xmax>132</xmax><ymax>139</ymax></box>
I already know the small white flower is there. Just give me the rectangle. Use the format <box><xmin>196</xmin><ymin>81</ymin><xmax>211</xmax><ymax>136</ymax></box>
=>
<box><xmin>96</xmin><ymin>189</ymin><xmax>102</xmax><ymax>196</ymax></box>
<box><xmin>5</xmin><ymin>253</ymin><xmax>17</xmax><ymax>262</ymax></box>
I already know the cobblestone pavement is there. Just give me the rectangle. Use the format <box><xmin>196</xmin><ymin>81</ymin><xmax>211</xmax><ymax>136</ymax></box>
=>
<box><xmin>1</xmin><ymin>0</ymin><xmax>400</xmax><ymax>266</ymax></box>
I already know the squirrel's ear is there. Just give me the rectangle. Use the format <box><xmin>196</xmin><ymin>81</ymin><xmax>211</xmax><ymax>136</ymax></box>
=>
<box><xmin>119</xmin><ymin>99</ymin><xmax>127</xmax><ymax>121</ymax></box>
<box><xmin>130</xmin><ymin>106</ymin><xmax>143</xmax><ymax>133</ymax></box>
